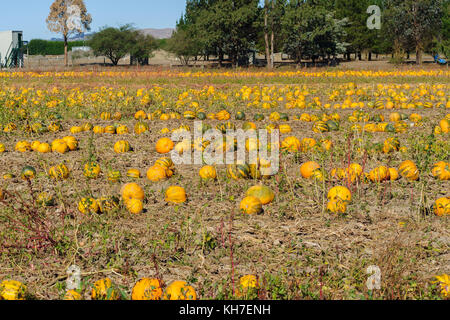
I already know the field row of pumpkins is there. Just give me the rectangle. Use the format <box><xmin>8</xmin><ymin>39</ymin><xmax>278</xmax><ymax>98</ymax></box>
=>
<box><xmin>3</xmin><ymin>145</ymin><xmax>449</xmax><ymax>217</ymax></box>
<box><xmin>0</xmin><ymin>273</ymin><xmax>260</xmax><ymax>300</ymax></box>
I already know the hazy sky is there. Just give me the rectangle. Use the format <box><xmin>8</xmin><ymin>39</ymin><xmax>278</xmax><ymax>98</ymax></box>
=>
<box><xmin>0</xmin><ymin>0</ymin><xmax>187</xmax><ymax>40</ymax></box>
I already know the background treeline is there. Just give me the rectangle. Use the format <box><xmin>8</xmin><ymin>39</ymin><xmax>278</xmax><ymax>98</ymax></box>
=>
<box><xmin>166</xmin><ymin>0</ymin><xmax>449</xmax><ymax>67</ymax></box>
<box><xmin>26</xmin><ymin>40</ymin><xmax>86</xmax><ymax>55</ymax></box>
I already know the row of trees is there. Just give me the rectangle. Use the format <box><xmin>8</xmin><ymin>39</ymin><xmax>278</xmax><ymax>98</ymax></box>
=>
<box><xmin>166</xmin><ymin>0</ymin><xmax>449</xmax><ymax>67</ymax></box>
<box><xmin>45</xmin><ymin>0</ymin><xmax>448</xmax><ymax>67</ymax></box>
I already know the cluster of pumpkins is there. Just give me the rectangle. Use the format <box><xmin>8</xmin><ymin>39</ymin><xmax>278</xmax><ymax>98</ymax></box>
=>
<box><xmin>76</xmin><ymin>180</ymin><xmax>186</xmax><ymax>216</ymax></box>
<box><xmin>299</xmin><ymin>160</ymin><xmax>449</xmax><ymax>216</ymax></box>
<box><xmin>8</xmin><ymin>136</ymin><xmax>79</xmax><ymax>154</ymax></box>
<box><xmin>0</xmin><ymin>274</ymin><xmax>261</xmax><ymax>300</ymax></box>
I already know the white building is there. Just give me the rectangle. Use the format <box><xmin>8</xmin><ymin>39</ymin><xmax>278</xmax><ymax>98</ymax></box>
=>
<box><xmin>0</xmin><ymin>30</ymin><xmax>24</xmax><ymax>68</ymax></box>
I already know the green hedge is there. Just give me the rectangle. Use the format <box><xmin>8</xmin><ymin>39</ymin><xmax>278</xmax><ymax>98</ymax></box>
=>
<box><xmin>26</xmin><ymin>39</ymin><xmax>86</xmax><ymax>55</ymax></box>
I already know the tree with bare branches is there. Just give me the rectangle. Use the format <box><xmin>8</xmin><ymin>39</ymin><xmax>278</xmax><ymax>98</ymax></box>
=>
<box><xmin>46</xmin><ymin>0</ymin><xmax>92</xmax><ymax>67</ymax></box>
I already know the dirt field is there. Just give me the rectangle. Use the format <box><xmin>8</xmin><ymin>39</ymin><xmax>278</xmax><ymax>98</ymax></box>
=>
<box><xmin>0</xmin><ymin>67</ymin><xmax>448</xmax><ymax>300</ymax></box>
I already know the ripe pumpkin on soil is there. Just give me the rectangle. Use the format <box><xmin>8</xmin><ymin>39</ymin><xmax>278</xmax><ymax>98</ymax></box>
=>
<box><xmin>63</xmin><ymin>290</ymin><xmax>82</xmax><ymax>300</ymax></box>
<box><xmin>240</xmin><ymin>196</ymin><xmax>263</xmax><ymax>215</ymax></box>
<box><xmin>132</xmin><ymin>278</ymin><xmax>163</xmax><ymax>300</ymax></box>
<box><xmin>300</xmin><ymin>161</ymin><xmax>321</xmax><ymax>179</ymax></box>
<box><xmin>165</xmin><ymin>186</ymin><xmax>187</xmax><ymax>204</ymax></box>
<box><xmin>434</xmin><ymin>197</ymin><xmax>450</xmax><ymax>217</ymax></box>
<box><xmin>163</xmin><ymin>281</ymin><xmax>196</xmax><ymax>300</ymax></box>
<box><xmin>199</xmin><ymin>165</ymin><xmax>217</xmax><ymax>180</ymax></box>
<box><xmin>156</xmin><ymin>138</ymin><xmax>174</xmax><ymax>154</ymax></box>
<box><xmin>246</xmin><ymin>185</ymin><xmax>274</xmax><ymax>205</ymax></box>
<box><xmin>125</xmin><ymin>198</ymin><xmax>144</xmax><ymax>214</ymax></box>
<box><xmin>327</xmin><ymin>186</ymin><xmax>352</xmax><ymax>203</ymax></box>
<box><xmin>78</xmin><ymin>198</ymin><xmax>100</xmax><ymax>214</ymax></box>
<box><xmin>147</xmin><ymin>165</ymin><xmax>167</xmax><ymax>182</ymax></box>
<box><xmin>121</xmin><ymin>183</ymin><xmax>145</xmax><ymax>202</ymax></box>
<box><xmin>0</xmin><ymin>280</ymin><xmax>27</xmax><ymax>300</ymax></box>
<box><xmin>327</xmin><ymin>199</ymin><xmax>347</xmax><ymax>214</ymax></box>
<box><xmin>91</xmin><ymin>278</ymin><xmax>119</xmax><ymax>300</ymax></box>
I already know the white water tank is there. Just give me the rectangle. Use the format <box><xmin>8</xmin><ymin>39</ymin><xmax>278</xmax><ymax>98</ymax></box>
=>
<box><xmin>0</xmin><ymin>30</ymin><xmax>23</xmax><ymax>66</ymax></box>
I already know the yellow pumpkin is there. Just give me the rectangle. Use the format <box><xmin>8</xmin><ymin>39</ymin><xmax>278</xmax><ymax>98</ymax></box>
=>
<box><xmin>346</xmin><ymin>163</ymin><xmax>363</xmax><ymax>183</ymax></box>
<box><xmin>388</xmin><ymin>168</ymin><xmax>400</xmax><ymax>181</ymax></box>
<box><xmin>281</xmin><ymin>136</ymin><xmax>301</xmax><ymax>152</ymax></box>
<box><xmin>163</xmin><ymin>281</ymin><xmax>196</xmax><ymax>300</ymax></box>
<box><xmin>369</xmin><ymin>166</ymin><xmax>390</xmax><ymax>182</ymax></box>
<box><xmin>300</xmin><ymin>161</ymin><xmax>321</xmax><ymax>179</ymax></box>
<box><xmin>104</xmin><ymin>125</ymin><xmax>116</xmax><ymax>134</ymax></box>
<box><xmin>330</xmin><ymin>167</ymin><xmax>343</xmax><ymax>181</ymax></box>
<box><xmin>246</xmin><ymin>185</ymin><xmax>274</xmax><ymax>205</ymax></box>
<box><xmin>121</xmin><ymin>183</ymin><xmax>145</xmax><ymax>202</ymax></box>
<box><xmin>84</xmin><ymin>162</ymin><xmax>101</xmax><ymax>179</ymax></box>
<box><xmin>278</xmin><ymin>124</ymin><xmax>292</xmax><ymax>134</ymax></box>
<box><xmin>134</xmin><ymin>110</ymin><xmax>147</xmax><ymax>120</ymax></box>
<box><xmin>93</xmin><ymin>126</ymin><xmax>104</xmax><ymax>134</ymax></box>
<box><xmin>113</xmin><ymin>112</ymin><xmax>122</xmax><ymax>120</ymax></box>
<box><xmin>156</xmin><ymin>138</ymin><xmax>174</xmax><ymax>154</ymax></box>
<box><xmin>97</xmin><ymin>196</ymin><xmax>120</xmax><ymax>213</ymax></box>
<box><xmin>240</xmin><ymin>196</ymin><xmax>263</xmax><ymax>215</ymax></box>
<box><xmin>0</xmin><ymin>280</ymin><xmax>27</xmax><ymax>300</ymax></box>
<box><xmin>37</xmin><ymin>142</ymin><xmax>51</xmax><ymax>153</ymax></box>
<box><xmin>147</xmin><ymin>165</ymin><xmax>167</xmax><ymax>182</ymax></box>
<box><xmin>134</xmin><ymin>122</ymin><xmax>149</xmax><ymax>135</ymax></box>
<box><xmin>398</xmin><ymin>160</ymin><xmax>419</xmax><ymax>181</ymax></box>
<box><xmin>127</xmin><ymin>169</ymin><xmax>141</xmax><ymax>179</ymax></box>
<box><xmin>199</xmin><ymin>165</ymin><xmax>217</xmax><ymax>180</ymax></box>
<box><xmin>51</xmin><ymin>139</ymin><xmax>69</xmax><ymax>154</ymax></box>
<box><xmin>116</xmin><ymin>125</ymin><xmax>129</xmax><ymax>135</ymax></box>
<box><xmin>434</xmin><ymin>197</ymin><xmax>450</xmax><ymax>216</ymax></box>
<box><xmin>31</xmin><ymin>141</ymin><xmax>41</xmax><ymax>151</ymax></box>
<box><xmin>63</xmin><ymin>290</ymin><xmax>82</xmax><ymax>300</ymax></box>
<box><xmin>215</xmin><ymin>110</ymin><xmax>231</xmax><ymax>121</ymax></box>
<box><xmin>439</xmin><ymin>119</ymin><xmax>449</xmax><ymax>133</ymax></box>
<box><xmin>70</xmin><ymin>126</ymin><xmax>84</xmax><ymax>134</ymax></box>
<box><xmin>327</xmin><ymin>199</ymin><xmax>347</xmax><ymax>214</ymax></box>
<box><xmin>83</xmin><ymin>122</ymin><xmax>93</xmax><ymax>131</ymax></box>
<box><xmin>300</xmin><ymin>138</ymin><xmax>317</xmax><ymax>152</ymax></box>
<box><xmin>125</xmin><ymin>198</ymin><xmax>144</xmax><ymax>214</ymax></box>
<box><xmin>15</xmin><ymin>141</ymin><xmax>31</xmax><ymax>152</ymax></box>
<box><xmin>100</xmin><ymin>112</ymin><xmax>111</xmax><ymax>120</ymax></box>
<box><xmin>431</xmin><ymin>161</ymin><xmax>450</xmax><ymax>180</ymax></box>
<box><xmin>132</xmin><ymin>278</ymin><xmax>163</xmax><ymax>300</ymax></box>
<box><xmin>49</xmin><ymin>163</ymin><xmax>70</xmax><ymax>180</ymax></box>
<box><xmin>107</xmin><ymin>170</ymin><xmax>121</xmax><ymax>182</ymax></box>
<box><xmin>114</xmin><ymin>140</ymin><xmax>131</xmax><ymax>153</ymax></box>
<box><xmin>62</xmin><ymin>136</ymin><xmax>78</xmax><ymax>151</ymax></box>
<box><xmin>165</xmin><ymin>186</ymin><xmax>187</xmax><ymax>204</ymax></box>
<box><xmin>78</xmin><ymin>198</ymin><xmax>100</xmax><ymax>214</ymax></box>
<box><xmin>91</xmin><ymin>278</ymin><xmax>119</xmax><ymax>300</ymax></box>
<box><xmin>155</xmin><ymin>157</ymin><xmax>175</xmax><ymax>171</ymax></box>
<box><xmin>327</xmin><ymin>186</ymin><xmax>352</xmax><ymax>203</ymax></box>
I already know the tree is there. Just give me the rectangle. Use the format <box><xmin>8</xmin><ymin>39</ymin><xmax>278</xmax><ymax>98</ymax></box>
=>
<box><xmin>282</xmin><ymin>1</ymin><xmax>347</xmax><ymax>65</ymax></box>
<box><xmin>130</xmin><ymin>31</ymin><xmax>158</xmax><ymax>65</ymax></box>
<box><xmin>335</xmin><ymin>0</ymin><xmax>382</xmax><ymax>60</ymax></box>
<box><xmin>46</xmin><ymin>0</ymin><xmax>92</xmax><ymax>66</ymax></box>
<box><xmin>385</xmin><ymin>0</ymin><xmax>443</xmax><ymax>64</ymax></box>
<box><xmin>197</xmin><ymin>0</ymin><xmax>260</xmax><ymax>67</ymax></box>
<box><xmin>166</xmin><ymin>27</ymin><xmax>203</xmax><ymax>65</ymax></box>
<box><xmin>437</xmin><ymin>0</ymin><xmax>450</xmax><ymax>59</ymax></box>
<box><xmin>89</xmin><ymin>25</ymin><xmax>136</xmax><ymax>66</ymax></box>
<box><xmin>260</xmin><ymin>0</ymin><xmax>286</xmax><ymax>69</ymax></box>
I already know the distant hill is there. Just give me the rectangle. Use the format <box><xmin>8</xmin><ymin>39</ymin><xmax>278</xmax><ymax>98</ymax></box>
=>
<box><xmin>139</xmin><ymin>28</ymin><xmax>174</xmax><ymax>39</ymax></box>
<box><xmin>50</xmin><ymin>28</ymin><xmax>175</xmax><ymax>42</ymax></box>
